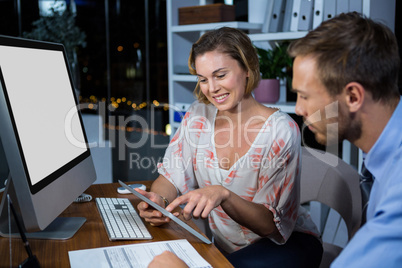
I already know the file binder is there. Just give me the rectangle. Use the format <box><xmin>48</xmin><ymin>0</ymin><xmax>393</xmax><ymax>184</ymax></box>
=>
<box><xmin>269</xmin><ymin>0</ymin><xmax>286</xmax><ymax>33</ymax></box>
<box><xmin>298</xmin><ymin>0</ymin><xmax>314</xmax><ymax>31</ymax></box>
<box><xmin>313</xmin><ymin>0</ymin><xmax>324</xmax><ymax>29</ymax></box>
<box><xmin>349</xmin><ymin>0</ymin><xmax>362</xmax><ymax>13</ymax></box>
<box><xmin>323</xmin><ymin>0</ymin><xmax>336</xmax><ymax>20</ymax></box>
<box><xmin>261</xmin><ymin>0</ymin><xmax>275</xmax><ymax>33</ymax></box>
<box><xmin>282</xmin><ymin>0</ymin><xmax>294</xmax><ymax>32</ymax></box>
<box><xmin>336</xmin><ymin>0</ymin><xmax>349</xmax><ymax>15</ymax></box>
<box><xmin>290</xmin><ymin>0</ymin><xmax>301</xmax><ymax>31</ymax></box>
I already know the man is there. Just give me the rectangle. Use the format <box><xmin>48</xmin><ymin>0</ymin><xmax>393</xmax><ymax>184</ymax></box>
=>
<box><xmin>288</xmin><ymin>12</ymin><xmax>402</xmax><ymax>267</ymax></box>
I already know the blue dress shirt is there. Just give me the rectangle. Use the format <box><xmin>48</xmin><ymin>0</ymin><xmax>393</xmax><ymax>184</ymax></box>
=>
<box><xmin>332</xmin><ymin>97</ymin><xmax>402</xmax><ymax>267</ymax></box>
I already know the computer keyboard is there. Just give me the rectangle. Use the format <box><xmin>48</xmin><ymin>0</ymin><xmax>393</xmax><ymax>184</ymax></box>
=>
<box><xmin>95</xmin><ymin>197</ymin><xmax>152</xmax><ymax>241</ymax></box>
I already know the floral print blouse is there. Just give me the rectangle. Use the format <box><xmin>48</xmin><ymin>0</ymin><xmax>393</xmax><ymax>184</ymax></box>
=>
<box><xmin>158</xmin><ymin>101</ymin><xmax>320</xmax><ymax>253</ymax></box>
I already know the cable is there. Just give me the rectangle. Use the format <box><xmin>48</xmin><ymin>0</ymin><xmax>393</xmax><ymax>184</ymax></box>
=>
<box><xmin>74</xmin><ymin>193</ymin><xmax>92</xmax><ymax>203</ymax></box>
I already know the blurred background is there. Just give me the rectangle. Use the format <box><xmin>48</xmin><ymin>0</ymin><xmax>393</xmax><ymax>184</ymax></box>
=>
<box><xmin>0</xmin><ymin>0</ymin><xmax>170</xmax><ymax>183</ymax></box>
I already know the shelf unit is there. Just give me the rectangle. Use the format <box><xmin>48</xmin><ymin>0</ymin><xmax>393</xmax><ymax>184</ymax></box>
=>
<box><xmin>166</xmin><ymin>0</ymin><xmax>395</xmax><ymax>168</ymax></box>
<box><xmin>167</xmin><ymin>0</ymin><xmax>262</xmax><ymax>131</ymax></box>
<box><xmin>166</xmin><ymin>0</ymin><xmax>304</xmax><ymax>133</ymax></box>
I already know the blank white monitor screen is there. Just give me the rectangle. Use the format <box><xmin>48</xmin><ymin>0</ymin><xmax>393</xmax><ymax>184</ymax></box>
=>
<box><xmin>0</xmin><ymin>45</ymin><xmax>86</xmax><ymax>188</ymax></box>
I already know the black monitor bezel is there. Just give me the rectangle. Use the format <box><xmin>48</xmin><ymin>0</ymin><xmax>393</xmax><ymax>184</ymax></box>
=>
<box><xmin>0</xmin><ymin>35</ymin><xmax>91</xmax><ymax>195</ymax></box>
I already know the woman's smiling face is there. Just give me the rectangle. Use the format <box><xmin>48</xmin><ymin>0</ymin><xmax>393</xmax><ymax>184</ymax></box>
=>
<box><xmin>195</xmin><ymin>50</ymin><xmax>249</xmax><ymax>111</ymax></box>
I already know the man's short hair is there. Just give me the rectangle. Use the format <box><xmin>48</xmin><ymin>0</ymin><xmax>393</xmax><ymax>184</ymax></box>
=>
<box><xmin>288</xmin><ymin>12</ymin><xmax>400</xmax><ymax>103</ymax></box>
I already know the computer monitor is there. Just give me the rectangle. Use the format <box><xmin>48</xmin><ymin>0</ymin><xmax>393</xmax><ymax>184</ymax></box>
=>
<box><xmin>0</xmin><ymin>35</ymin><xmax>96</xmax><ymax>239</ymax></box>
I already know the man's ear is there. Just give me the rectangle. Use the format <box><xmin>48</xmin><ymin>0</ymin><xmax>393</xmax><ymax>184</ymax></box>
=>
<box><xmin>344</xmin><ymin>82</ymin><xmax>365</xmax><ymax>113</ymax></box>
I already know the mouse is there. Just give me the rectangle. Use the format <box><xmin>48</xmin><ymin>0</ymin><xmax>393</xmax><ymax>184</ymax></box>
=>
<box><xmin>117</xmin><ymin>183</ymin><xmax>146</xmax><ymax>194</ymax></box>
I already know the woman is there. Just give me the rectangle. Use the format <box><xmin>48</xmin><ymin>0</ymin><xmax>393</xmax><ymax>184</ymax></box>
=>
<box><xmin>139</xmin><ymin>27</ymin><xmax>322</xmax><ymax>267</ymax></box>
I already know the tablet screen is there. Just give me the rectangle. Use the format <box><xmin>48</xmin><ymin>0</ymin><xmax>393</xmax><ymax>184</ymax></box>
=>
<box><xmin>118</xmin><ymin>180</ymin><xmax>211</xmax><ymax>244</ymax></box>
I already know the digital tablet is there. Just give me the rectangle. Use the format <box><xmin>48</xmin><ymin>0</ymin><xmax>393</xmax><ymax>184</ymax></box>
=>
<box><xmin>118</xmin><ymin>180</ymin><xmax>212</xmax><ymax>244</ymax></box>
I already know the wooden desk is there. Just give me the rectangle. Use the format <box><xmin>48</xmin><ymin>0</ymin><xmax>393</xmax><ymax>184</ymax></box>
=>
<box><xmin>0</xmin><ymin>182</ymin><xmax>233</xmax><ymax>268</ymax></box>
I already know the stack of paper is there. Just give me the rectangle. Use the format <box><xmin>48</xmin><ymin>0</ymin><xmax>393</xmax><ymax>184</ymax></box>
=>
<box><xmin>69</xmin><ymin>239</ymin><xmax>212</xmax><ymax>268</ymax></box>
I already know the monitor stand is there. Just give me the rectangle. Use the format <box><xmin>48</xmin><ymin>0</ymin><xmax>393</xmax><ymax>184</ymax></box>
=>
<box><xmin>0</xmin><ymin>178</ymin><xmax>86</xmax><ymax>240</ymax></box>
<box><xmin>24</xmin><ymin>217</ymin><xmax>86</xmax><ymax>240</ymax></box>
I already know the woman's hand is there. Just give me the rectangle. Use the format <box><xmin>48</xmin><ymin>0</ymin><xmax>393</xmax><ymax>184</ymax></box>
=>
<box><xmin>148</xmin><ymin>251</ymin><xmax>188</xmax><ymax>268</ymax></box>
<box><xmin>166</xmin><ymin>185</ymin><xmax>230</xmax><ymax>221</ymax></box>
<box><xmin>136</xmin><ymin>188</ymin><xmax>178</xmax><ymax>226</ymax></box>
